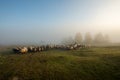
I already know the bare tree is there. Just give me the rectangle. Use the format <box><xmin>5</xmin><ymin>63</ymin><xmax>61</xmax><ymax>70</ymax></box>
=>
<box><xmin>75</xmin><ymin>32</ymin><xmax>83</xmax><ymax>44</ymax></box>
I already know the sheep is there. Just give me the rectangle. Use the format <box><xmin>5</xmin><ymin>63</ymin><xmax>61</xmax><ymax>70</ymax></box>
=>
<box><xmin>19</xmin><ymin>47</ymin><xmax>28</xmax><ymax>54</ymax></box>
<box><xmin>40</xmin><ymin>46</ymin><xmax>44</xmax><ymax>51</ymax></box>
<box><xmin>12</xmin><ymin>47</ymin><xmax>20</xmax><ymax>53</ymax></box>
<box><xmin>12</xmin><ymin>43</ymin><xmax>91</xmax><ymax>54</ymax></box>
<box><xmin>42</xmin><ymin>45</ymin><xmax>47</xmax><ymax>51</ymax></box>
<box><xmin>66</xmin><ymin>45</ymin><xmax>74</xmax><ymax>50</ymax></box>
<box><xmin>28</xmin><ymin>46</ymin><xmax>34</xmax><ymax>52</ymax></box>
<box><xmin>36</xmin><ymin>47</ymin><xmax>41</xmax><ymax>52</ymax></box>
<box><xmin>73</xmin><ymin>44</ymin><xmax>78</xmax><ymax>50</ymax></box>
<box><xmin>32</xmin><ymin>47</ymin><xmax>37</xmax><ymax>52</ymax></box>
<box><xmin>69</xmin><ymin>46</ymin><xmax>74</xmax><ymax>50</ymax></box>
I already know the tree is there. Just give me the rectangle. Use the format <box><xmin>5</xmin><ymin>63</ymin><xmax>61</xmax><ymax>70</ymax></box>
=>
<box><xmin>84</xmin><ymin>32</ymin><xmax>92</xmax><ymax>44</ymax></box>
<box><xmin>104</xmin><ymin>34</ymin><xmax>110</xmax><ymax>43</ymax></box>
<box><xmin>94</xmin><ymin>32</ymin><xmax>104</xmax><ymax>44</ymax></box>
<box><xmin>94</xmin><ymin>33</ymin><xmax>111</xmax><ymax>44</ymax></box>
<box><xmin>74</xmin><ymin>32</ymin><xmax>83</xmax><ymax>44</ymax></box>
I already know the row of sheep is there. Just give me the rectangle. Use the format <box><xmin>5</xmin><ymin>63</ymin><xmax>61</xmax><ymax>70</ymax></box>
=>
<box><xmin>12</xmin><ymin>44</ymin><xmax>91</xmax><ymax>54</ymax></box>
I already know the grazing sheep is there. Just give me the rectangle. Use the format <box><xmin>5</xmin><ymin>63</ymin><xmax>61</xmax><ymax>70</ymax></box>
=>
<box><xmin>12</xmin><ymin>47</ymin><xmax>20</xmax><ymax>53</ymax></box>
<box><xmin>70</xmin><ymin>46</ymin><xmax>74</xmax><ymax>50</ymax></box>
<box><xmin>32</xmin><ymin>47</ymin><xmax>37</xmax><ymax>52</ymax></box>
<box><xmin>12</xmin><ymin>43</ymin><xmax>91</xmax><ymax>54</ymax></box>
<box><xmin>28</xmin><ymin>46</ymin><xmax>34</xmax><ymax>52</ymax></box>
<box><xmin>19</xmin><ymin>47</ymin><xmax>28</xmax><ymax>54</ymax></box>
<box><xmin>42</xmin><ymin>45</ymin><xmax>47</xmax><ymax>51</ymax></box>
<box><xmin>37</xmin><ymin>47</ymin><xmax>41</xmax><ymax>52</ymax></box>
<box><xmin>73</xmin><ymin>44</ymin><xmax>78</xmax><ymax>50</ymax></box>
<box><xmin>66</xmin><ymin>45</ymin><xmax>73</xmax><ymax>50</ymax></box>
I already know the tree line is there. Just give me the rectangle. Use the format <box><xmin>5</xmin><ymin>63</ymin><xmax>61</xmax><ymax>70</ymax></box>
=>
<box><xmin>62</xmin><ymin>32</ymin><xmax>110</xmax><ymax>45</ymax></box>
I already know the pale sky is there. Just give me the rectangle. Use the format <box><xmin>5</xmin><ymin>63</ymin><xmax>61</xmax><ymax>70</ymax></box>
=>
<box><xmin>0</xmin><ymin>0</ymin><xmax>120</xmax><ymax>45</ymax></box>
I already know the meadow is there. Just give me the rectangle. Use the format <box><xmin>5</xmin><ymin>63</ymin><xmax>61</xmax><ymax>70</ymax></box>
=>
<box><xmin>0</xmin><ymin>46</ymin><xmax>120</xmax><ymax>80</ymax></box>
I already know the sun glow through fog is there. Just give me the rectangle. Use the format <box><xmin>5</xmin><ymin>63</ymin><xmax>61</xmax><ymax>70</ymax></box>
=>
<box><xmin>90</xmin><ymin>0</ymin><xmax>120</xmax><ymax>28</ymax></box>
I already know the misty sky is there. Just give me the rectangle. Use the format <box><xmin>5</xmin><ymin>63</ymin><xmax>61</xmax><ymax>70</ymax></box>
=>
<box><xmin>0</xmin><ymin>0</ymin><xmax>120</xmax><ymax>45</ymax></box>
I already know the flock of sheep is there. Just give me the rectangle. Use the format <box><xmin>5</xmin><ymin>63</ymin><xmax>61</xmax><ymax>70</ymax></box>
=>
<box><xmin>12</xmin><ymin>43</ymin><xmax>91</xmax><ymax>54</ymax></box>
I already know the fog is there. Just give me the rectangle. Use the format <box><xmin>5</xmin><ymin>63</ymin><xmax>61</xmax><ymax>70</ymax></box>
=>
<box><xmin>0</xmin><ymin>0</ymin><xmax>120</xmax><ymax>45</ymax></box>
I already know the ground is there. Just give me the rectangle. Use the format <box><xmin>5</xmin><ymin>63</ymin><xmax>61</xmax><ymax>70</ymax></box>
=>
<box><xmin>0</xmin><ymin>46</ymin><xmax>120</xmax><ymax>80</ymax></box>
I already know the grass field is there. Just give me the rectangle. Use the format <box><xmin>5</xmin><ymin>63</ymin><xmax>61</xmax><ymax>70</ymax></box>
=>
<box><xmin>0</xmin><ymin>46</ymin><xmax>120</xmax><ymax>80</ymax></box>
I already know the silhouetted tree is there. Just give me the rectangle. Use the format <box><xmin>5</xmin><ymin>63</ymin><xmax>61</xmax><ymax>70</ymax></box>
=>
<box><xmin>84</xmin><ymin>32</ymin><xmax>92</xmax><ymax>44</ymax></box>
<box><xmin>75</xmin><ymin>32</ymin><xmax>83</xmax><ymax>44</ymax></box>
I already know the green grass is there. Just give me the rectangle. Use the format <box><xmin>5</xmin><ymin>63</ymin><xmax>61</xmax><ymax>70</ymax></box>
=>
<box><xmin>0</xmin><ymin>47</ymin><xmax>120</xmax><ymax>80</ymax></box>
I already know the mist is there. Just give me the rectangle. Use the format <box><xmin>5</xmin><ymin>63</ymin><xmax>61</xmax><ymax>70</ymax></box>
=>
<box><xmin>0</xmin><ymin>0</ymin><xmax>120</xmax><ymax>45</ymax></box>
